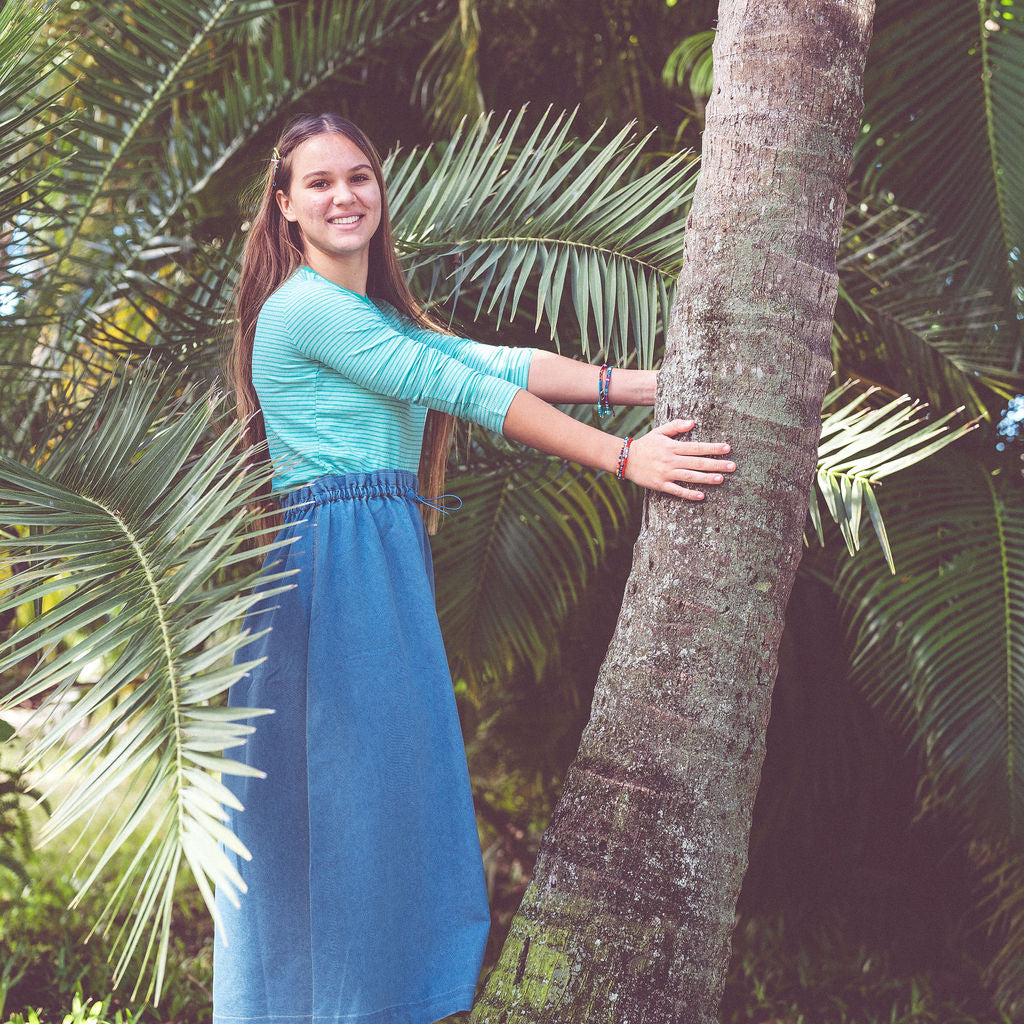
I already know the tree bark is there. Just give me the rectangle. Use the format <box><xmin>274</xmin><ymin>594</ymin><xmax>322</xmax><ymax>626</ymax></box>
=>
<box><xmin>470</xmin><ymin>1</ymin><xmax>875</xmax><ymax>1022</ymax></box>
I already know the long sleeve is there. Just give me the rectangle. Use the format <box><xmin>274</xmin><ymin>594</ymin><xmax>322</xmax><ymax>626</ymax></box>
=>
<box><xmin>283</xmin><ymin>281</ymin><xmax>523</xmax><ymax>434</ymax></box>
<box><xmin>373</xmin><ymin>302</ymin><xmax>534</xmax><ymax>390</ymax></box>
<box><xmin>253</xmin><ymin>267</ymin><xmax>530</xmax><ymax>488</ymax></box>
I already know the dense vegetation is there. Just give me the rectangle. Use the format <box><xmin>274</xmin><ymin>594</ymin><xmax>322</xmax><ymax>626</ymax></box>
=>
<box><xmin>2</xmin><ymin>0</ymin><xmax>1023</xmax><ymax>1020</ymax></box>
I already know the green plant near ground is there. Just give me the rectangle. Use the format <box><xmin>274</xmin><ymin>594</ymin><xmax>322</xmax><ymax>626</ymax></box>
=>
<box><xmin>0</xmin><ymin>720</ymin><xmax>45</xmax><ymax>888</ymax></box>
<box><xmin>722</xmin><ymin>916</ymin><xmax>1011</xmax><ymax>1024</ymax></box>
<box><xmin>6</xmin><ymin>990</ymin><xmax>143</xmax><ymax>1024</ymax></box>
<box><xmin>0</xmin><ymin>740</ymin><xmax>212</xmax><ymax>1024</ymax></box>
<box><xmin>0</xmin><ymin>867</ymin><xmax>212</xmax><ymax>1024</ymax></box>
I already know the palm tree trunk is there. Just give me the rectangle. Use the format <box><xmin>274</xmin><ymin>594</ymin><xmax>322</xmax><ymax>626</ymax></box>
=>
<box><xmin>469</xmin><ymin>1</ymin><xmax>875</xmax><ymax>1021</ymax></box>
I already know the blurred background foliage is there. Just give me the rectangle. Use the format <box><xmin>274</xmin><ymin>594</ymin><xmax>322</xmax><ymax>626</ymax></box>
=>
<box><xmin>2</xmin><ymin>0</ymin><xmax>1023</xmax><ymax>1020</ymax></box>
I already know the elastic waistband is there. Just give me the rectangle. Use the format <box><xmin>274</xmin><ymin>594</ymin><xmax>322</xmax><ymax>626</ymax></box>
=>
<box><xmin>278</xmin><ymin>470</ymin><xmax>461</xmax><ymax>522</ymax></box>
<box><xmin>280</xmin><ymin>470</ymin><xmax>419</xmax><ymax>515</ymax></box>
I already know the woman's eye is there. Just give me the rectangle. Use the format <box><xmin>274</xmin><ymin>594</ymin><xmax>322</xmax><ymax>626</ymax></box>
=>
<box><xmin>310</xmin><ymin>179</ymin><xmax>329</xmax><ymax>188</ymax></box>
<box><xmin>352</xmin><ymin>174</ymin><xmax>371</xmax><ymax>183</ymax></box>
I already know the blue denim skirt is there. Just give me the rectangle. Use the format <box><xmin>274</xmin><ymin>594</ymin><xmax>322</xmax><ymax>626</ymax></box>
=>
<box><xmin>212</xmin><ymin>470</ymin><xmax>490</xmax><ymax>1024</ymax></box>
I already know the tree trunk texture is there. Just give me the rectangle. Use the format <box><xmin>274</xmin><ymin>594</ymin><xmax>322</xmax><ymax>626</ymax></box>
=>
<box><xmin>470</xmin><ymin>1</ymin><xmax>875</xmax><ymax>1022</ymax></box>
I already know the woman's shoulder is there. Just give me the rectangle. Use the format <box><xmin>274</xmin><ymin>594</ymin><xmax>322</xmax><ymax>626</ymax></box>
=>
<box><xmin>371</xmin><ymin>297</ymin><xmax>443</xmax><ymax>340</ymax></box>
<box><xmin>264</xmin><ymin>266</ymin><xmax>355</xmax><ymax>308</ymax></box>
<box><xmin>254</xmin><ymin>270</ymin><xmax>395</xmax><ymax>350</ymax></box>
<box><xmin>370</xmin><ymin>296</ymin><xmax>406</xmax><ymax>329</ymax></box>
<box><xmin>261</xmin><ymin>267</ymin><xmax>380</xmax><ymax>326</ymax></box>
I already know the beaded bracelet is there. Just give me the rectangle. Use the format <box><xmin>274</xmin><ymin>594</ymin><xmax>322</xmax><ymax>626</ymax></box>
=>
<box><xmin>597</xmin><ymin>363</ymin><xmax>613</xmax><ymax>417</ymax></box>
<box><xmin>615</xmin><ymin>436</ymin><xmax>633</xmax><ymax>480</ymax></box>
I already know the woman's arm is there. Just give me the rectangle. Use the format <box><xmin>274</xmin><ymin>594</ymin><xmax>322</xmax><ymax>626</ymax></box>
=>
<box><xmin>386</xmin><ymin>306</ymin><xmax>651</xmax><ymax>406</ymax></box>
<box><xmin>526</xmin><ymin>350</ymin><xmax>657</xmax><ymax>407</ymax></box>
<box><xmin>501</xmin><ymin>390</ymin><xmax>734</xmax><ymax>501</ymax></box>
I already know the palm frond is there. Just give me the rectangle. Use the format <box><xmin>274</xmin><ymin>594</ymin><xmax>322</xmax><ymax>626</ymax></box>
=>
<box><xmin>387</xmin><ymin>108</ymin><xmax>700</xmax><ymax>366</ymax></box>
<box><xmin>835</xmin><ymin>194</ymin><xmax>1022</xmax><ymax>416</ymax></box>
<box><xmin>0</xmin><ymin>0</ymin><xmax>75</xmax><ymax>292</ymax></box>
<box><xmin>837</xmin><ymin>454</ymin><xmax>1024</xmax><ymax>837</ymax></box>
<box><xmin>977</xmin><ymin>836</ymin><xmax>1024</xmax><ymax>1013</ymax></box>
<box><xmin>412</xmin><ymin>0</ymin><xmax>485</xmax><ymax>132</ymax></box>
<box><xmin>36</xmin><ymin>0</ymin><xmax>244</xmax><ymax>302</ymax></box>
<box><xmin>0</xmin><ymin>364</ymin><xmax>285</xmax><ymax>998</ymax></box>
<box><xmin>810</xmin><ymin>381</ymin><xmax>976</xmax><ymax>571</ymax></box>
<box><xmin>5</xmin><ymin>0</ymin><xmax>260</xmax><ymax>423</ymax></box>
<box><xmin>661</xmin><ymin>29</ymin><xmax>715</xmax><ymax>101</ymax></box>
<box><xmin>78</xmin><ymin>237</ymin><xmax>244</xmax><ymax>385</ymax></box>
<box><xmin>988</xmin><ymin>1</ymin><xmax>1024</xmax><ymax>284</ymax></box>
<box><xmin>219</xmin><ymin>0</ymin><xmax>277</xmax><ymax>44</ymax></box>
<box><xmin>857</xmin><ymin>0</ymin><xmax>1024</xmax><ymax>305</ymax></box>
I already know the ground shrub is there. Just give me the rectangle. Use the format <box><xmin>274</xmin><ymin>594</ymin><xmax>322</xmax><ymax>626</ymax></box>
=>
<box><xmin>722</xmin><ymin>915</ymin><xmax>1010</xmax><ymax>1024</ymax></box>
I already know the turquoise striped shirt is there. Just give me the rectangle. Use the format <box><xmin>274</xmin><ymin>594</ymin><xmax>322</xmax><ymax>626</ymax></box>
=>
<box><xmin>253</xmin><ymin>266</ymin><xmax>534</xmax><ymax>489</ymax></box>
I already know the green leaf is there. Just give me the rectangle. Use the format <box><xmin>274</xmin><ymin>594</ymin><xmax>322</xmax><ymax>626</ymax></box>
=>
<box><xmin>810</xmin><ymin>381</ymin><xmax>975</xmax><ymax>570</ymax></box>
<box><xmin>835</xmin><ymin>194</ymin><xmax>1022</xmax><ymax>417</ymax></box>
<box><xmin>856</xmin><ymin>0</ymin><xmax>1024</xmax><ymax>304</ymax></box>
<box><xmin>387</xmin><ymin>109</ymin><xmax>699</xmax><ymax>365</ymax></box>
<box><xmin>837</xmin><ymin>454</ymin><xmax>1024</xmax><ymax>837</ymax></box>
<box><xmin>0</xmin><ymin>362</ymin><xmax>285</xmax><ymax>999</ymax></box>
<box><xmin>412</xmin><ymin>0</ymin><xmax>484</xmax><ymax>132</ymax></box>
<box><xmin>433</xmin><ymin>416</ymin><xmax>638</xmax><ymax>691</ymax></box>
<box><xmin>661</xmin><ymin>29</ymin><xmax>715</xmax><ymax>100</ymax></box>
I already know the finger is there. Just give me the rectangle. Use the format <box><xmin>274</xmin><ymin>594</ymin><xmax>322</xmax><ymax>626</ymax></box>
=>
<box><xmin>663</xmin><ymin>483</ymin><xmax>706</xmax><ymax>500</ymax></box>
<box><xmin>672</xmin><ymin>442</ymin><xmax>732</xmax><ymax>458</ymax></box>
<box><xmin>653</xmin><ymin>419</ymin><xmax>695</xmax><ymax>437</ymax></box>
<box><xmin>675</xmin><ymin>470</ymin><xmax>729</xmax><ymax>485</ymax></box>
<box><xmin>675</xmin><ymin>457</ymin><xmax>737</xmax><ymax>473</ymax></box>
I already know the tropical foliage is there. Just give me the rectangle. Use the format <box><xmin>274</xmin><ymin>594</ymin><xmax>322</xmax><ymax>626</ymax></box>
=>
<box><xmin>1</xmin><ymin>0</ymin><xmax>1023</xmax><ymax>1015</ymax></box>
<box><xmin>839</xmin><ymin>454</ymin><xmax>1024</xmax><ymax>835</ymax></box>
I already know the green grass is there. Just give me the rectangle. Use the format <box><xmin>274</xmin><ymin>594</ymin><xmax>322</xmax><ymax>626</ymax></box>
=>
<box><xmin>721</xmin><ymin>916</ymin><xmax>1010</xmax><ymax>1024</ymax></box>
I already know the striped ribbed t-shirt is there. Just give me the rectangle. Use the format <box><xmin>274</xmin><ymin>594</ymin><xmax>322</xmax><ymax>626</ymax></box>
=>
<box><xmin>253</xmin><ymin>266</ymin><xmax>534</xmax><ymax>489</ymax></box>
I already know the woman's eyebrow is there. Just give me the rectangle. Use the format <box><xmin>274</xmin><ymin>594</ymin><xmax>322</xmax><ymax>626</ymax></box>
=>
<box><xmin>301</xmin><ymin>164</ymin><xmax>373</xmax><ymax>180</ymax></box>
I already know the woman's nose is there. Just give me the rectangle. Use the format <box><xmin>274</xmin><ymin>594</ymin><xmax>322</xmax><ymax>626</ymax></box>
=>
<box><xmin>332</xmin><ymin>184</ymin><xmax>354</xmax><ymax>204</ymax></box>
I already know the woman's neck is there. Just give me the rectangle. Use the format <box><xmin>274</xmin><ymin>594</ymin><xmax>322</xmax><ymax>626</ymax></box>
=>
<box><xmin>302</xmin><ymin>249</ymin><xmax>368</xmax><ymax>296</ymax></box>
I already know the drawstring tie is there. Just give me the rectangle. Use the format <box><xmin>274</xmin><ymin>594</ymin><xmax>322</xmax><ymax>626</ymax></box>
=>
<box><xmin>408</xmin><ymin>490</ymin><xmax>463</xmax><ymax>515</ymax></box>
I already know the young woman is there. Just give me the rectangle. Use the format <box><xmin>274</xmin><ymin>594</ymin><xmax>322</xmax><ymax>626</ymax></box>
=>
<box><xmin>217</xmin><ymin>113</ymin><xmax>735</xmax><ymax>1024</ymax></box>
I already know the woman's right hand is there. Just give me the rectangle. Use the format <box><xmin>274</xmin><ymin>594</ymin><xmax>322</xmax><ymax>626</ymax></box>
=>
<box><xmin>625</xmin><ymin>419</ymin><xmax>735</xmax><ymax>500</ymax></box>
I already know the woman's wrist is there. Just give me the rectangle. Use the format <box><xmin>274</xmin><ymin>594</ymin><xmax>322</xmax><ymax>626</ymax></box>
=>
<box><xmin>607</xmin><ymin>368</ymin><xmax>657</xmax><ymax>407</ymax></box>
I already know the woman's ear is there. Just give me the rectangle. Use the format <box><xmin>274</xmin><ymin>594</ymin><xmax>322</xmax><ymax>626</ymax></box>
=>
<box><xmin>276</xmin><ymin>189</ymin><xmax>298</xmax><ymax>223</ymax></box>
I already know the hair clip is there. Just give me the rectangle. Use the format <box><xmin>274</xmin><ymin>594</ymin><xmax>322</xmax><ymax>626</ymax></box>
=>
<box><xmin>270</xmin><ymin>146</ymin><xmax>282</xmax><ymax>190</ymax></box>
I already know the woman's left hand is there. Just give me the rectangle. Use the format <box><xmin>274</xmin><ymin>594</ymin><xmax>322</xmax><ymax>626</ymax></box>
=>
<box><xmin>624</xmin><ymin>419</ymin><xmax>735</xmax><ymax>499</ymax></box>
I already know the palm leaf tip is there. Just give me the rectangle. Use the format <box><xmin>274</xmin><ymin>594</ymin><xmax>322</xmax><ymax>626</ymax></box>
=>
<box><xmin>811</xmin><ymin>382</ymin><xmax>975</xmax><ymax>571</ymax></box>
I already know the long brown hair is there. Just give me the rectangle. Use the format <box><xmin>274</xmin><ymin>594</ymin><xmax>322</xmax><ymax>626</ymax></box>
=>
<box><xmin>227</xmin><ymin>113</ymin><xmax>455</xmax><ymax>532</ymax></box>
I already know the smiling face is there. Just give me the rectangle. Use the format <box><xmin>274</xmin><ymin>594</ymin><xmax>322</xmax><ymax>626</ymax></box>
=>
<box><xmin>276</xmin><ymin>132</ymin><xmax>383</xmax><ymax>293</ymax></box>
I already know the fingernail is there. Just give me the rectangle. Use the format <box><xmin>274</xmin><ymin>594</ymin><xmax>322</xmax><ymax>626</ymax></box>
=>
<box><xmin>714</xmin><ymin>475</ymin><xmax>723</xmax><ymax>483</ymax></box>
<box><xmin>726</xmin><ymin>462</ymin><xmax>735</xmax><ymax>470</ymax></box>
<box><xmin>722</xmin><ymin>443</ymin><xmax>731</xmax><ymax>452</ymax></box>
